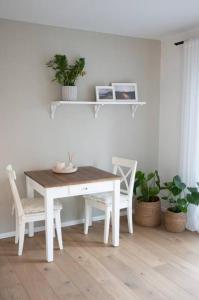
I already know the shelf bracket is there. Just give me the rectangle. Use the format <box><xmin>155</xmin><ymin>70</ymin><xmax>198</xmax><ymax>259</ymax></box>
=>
<box><xmin>131</xmin><ymin>104</ymin><xmax>138</xmax><ymax>119</ymax></box>
<box><xmin>50</xmin><ymin>102</ymin><xmax>60</xmax><ymax>119</ymax></box>
<box><xmin>94</xmin><ymin>104</ymin><xmax>102</xmax><ymax>118</ymax></box>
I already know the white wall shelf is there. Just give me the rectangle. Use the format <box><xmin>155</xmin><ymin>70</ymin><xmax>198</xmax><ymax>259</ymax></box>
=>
<box><xmin>50</xmin><ymin>101</ymin><xmax>146</xmax><ymax>119</ymax></box>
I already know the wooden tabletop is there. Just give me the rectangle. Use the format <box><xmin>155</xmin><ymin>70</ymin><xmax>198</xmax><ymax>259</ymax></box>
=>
<box><xmin>25</xmin><ymin>166</ymin><xmax>120</xmax><ymax>188</ymax></box>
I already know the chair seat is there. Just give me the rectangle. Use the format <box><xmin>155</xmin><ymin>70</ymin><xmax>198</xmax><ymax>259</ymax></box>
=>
<box><xmin>21</xmin><ymin>197</ymin><xmax>62</xmax><ymax>214</ymax></box>
<box><xmin>85</xmin><ymin>192</ymin><xmax>129</xmax><ymax>208</ymax></box>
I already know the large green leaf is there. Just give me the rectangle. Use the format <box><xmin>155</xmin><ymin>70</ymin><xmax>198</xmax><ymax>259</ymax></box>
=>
<box><xmin>134</xmin><ymin>171</ymin><xmax>145</xmax><ymax>195</ymax></box>
<box><xmin>140</xmin><ymin>181</ymin><xmax>149</xmax><ymax>201</ymax></box>
<box><xmin>173</xmin><ymin>175</ymin><xmax>186</xmax><ymax>191</ymax></box>
<box><xmin>187</xmin><ymin>192</ymin><xmax>199</xmax><ymax>205</ymax></box>
<box><xmin>133</xmin><ymin>180</ymin><xmax>140</xmax><ymax>195</ymax></box>
<box><xmin>135</xmin><ymin>171</ymin><xmax>145</xmax><ymax>181</ymax></box>
<box><xmin>187</xmin><ymin>187</ymin><xmax>198</xmax><ymax>193</ymax></box>
<box><xmin>176</xmin><ymin>198</ymin><xmax>188</xmax><ymax>213</ymax></box>
<box><xmin>155</xmin><ymin>170</ymin><xmax>161</xmax><ymax>188</ymax></box>
<box><xmin>147</xmin><ymin>173</ymin><xmax>155</xmax><ymax>181</ymax></box>
<box><xmin>170</xmin><ymin>185</ymin><xmax>182</xmax><ymax>196</ymax></box>
<box><xmin>149</xmin><ymin>187</ymin><xmax>159</xmax><ymax>197</ymax></box>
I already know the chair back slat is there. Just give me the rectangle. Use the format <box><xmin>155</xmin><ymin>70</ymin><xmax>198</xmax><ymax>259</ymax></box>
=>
<box><xmin>112</xmin><ymin>157</ymin><xmax>137</xmax><ymax>205</ymax></box>
<box><xmin>6</xmin><ymin>165</ymin><xmax>24</xmax><ymax>217</ymax></box>
<box><xmin>120</xmin><ymin>188</ymin><xmax>128</xmax><ymax>195</ymax></box>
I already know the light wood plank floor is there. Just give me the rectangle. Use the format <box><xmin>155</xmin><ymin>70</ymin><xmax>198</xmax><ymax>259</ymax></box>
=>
<box><xmin>0</xmin><ymin>217</ymin><xmax>199</xmax><ymax>300</ymax></box>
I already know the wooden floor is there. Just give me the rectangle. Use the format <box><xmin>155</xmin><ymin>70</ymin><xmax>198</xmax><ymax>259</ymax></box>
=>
<box><xmin>1</xmin><ymin>217</ymin><xmax>199</xmax><ymax>300</ymax></box>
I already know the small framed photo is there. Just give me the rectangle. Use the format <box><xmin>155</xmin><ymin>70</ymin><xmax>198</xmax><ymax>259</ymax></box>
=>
<box><xmin>112</xmin><ymin>83</ymin><xmax>138</xmax><ymax>101</ymax></box>
<box><xmin>96</xmin><ymin>86</ymin><xmax>115</xmax><ymax>101</ymax></box>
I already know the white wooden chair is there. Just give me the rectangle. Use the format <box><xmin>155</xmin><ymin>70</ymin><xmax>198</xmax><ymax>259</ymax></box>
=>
<box><xmin>6</xmin><ymin>165</ymin><xmax>63</xmax><ymax>256</ymax></box>
<box><xmin>84</xmin><ymin>157</ymin><xmax>137</xmax><ymax>243</ymax></box>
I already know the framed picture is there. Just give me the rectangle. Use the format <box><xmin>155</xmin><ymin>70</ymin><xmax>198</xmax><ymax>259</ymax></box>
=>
<box><xmin>112</xmin><ymin>83</ymin><xmax>138</xmax><ymax>101</ymax></box>
<box><xmin>96</xmin><ymin>86</ymin><xmax>115</xmax><ymax>101</ymax></box>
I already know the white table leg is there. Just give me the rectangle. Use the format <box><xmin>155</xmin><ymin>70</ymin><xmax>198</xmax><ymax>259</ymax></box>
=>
<box><xmin>45</xmin><ymin>191</ymin><xmax>54</xmax><ymax>262</ymax></box>
<box><xmin>26</xmin><ymin>176</ymin><xmax>34</xmax><ymax>237</ymax></box>
<box><xmin>112</xmin><ymin>179</ymin><xmax>120</xmax><ymax>247</ymax></box>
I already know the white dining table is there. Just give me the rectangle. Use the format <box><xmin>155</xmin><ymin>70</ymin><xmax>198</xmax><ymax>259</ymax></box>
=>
<box><xmin>25</xmin><ymin>166</ymin><xmax>120</xmax><ymax>262</ymax></box>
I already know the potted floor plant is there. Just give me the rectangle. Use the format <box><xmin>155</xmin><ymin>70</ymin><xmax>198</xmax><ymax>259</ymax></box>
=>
<box><xmin>134</xmin><ymin>170</ymin><xmax>161</xmax><ymax>227</ymax></box>
<box><xmin>47</xmin><ymin>54</ymin><xmax>86</xmax><ymax>101</ymax></box>
<box><xmin>162</xmin><ymin>176</ymin><xmax>199</xmax><ymax>232</ymax></box>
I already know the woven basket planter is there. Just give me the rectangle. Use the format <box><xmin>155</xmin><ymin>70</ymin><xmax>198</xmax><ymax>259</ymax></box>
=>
<box><xmin>164</xmin><ymin>210</ymin><xmax>187</xmax><ymax>233</ymax></box>
<box><xmin>135</xmin><ymin>198</ymin><xmax>161</xmax><ymax>227</ymax></box>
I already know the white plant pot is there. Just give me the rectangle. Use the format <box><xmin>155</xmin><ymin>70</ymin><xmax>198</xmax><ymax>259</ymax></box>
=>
<box><xmin>62</xmin><ymin>86</ymin><xmax>77</xmax><ymax>101</ymax></box>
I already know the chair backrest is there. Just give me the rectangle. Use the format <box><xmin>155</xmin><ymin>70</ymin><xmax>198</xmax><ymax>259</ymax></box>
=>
<box><xmin>6</xmin><ymin>165</ymin><xmax>24</xmax><ymax>217</ymax></box>
<box><xmin>112</xmin><ymin>157</ymin><xmax>137</xmax><ymax>203</ymax></box>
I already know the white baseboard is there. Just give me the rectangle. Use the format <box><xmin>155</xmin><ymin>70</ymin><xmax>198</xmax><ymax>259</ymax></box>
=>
<box><xmin>0</xmin><ymin>211</ymin><xmax>127</xmax><ymax>240</ymax></box>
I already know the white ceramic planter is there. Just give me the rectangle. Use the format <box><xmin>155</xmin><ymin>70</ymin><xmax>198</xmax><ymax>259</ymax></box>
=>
<box><xmin>62</xmin><ymin>86</ymin><xmax>77</xmax><ymax>101</ymax></box>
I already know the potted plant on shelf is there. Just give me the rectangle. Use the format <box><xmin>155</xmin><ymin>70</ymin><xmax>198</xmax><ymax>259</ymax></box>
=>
<box><xmin>47</xmin><ymin>54</ymin><xmax>86</xmax><ymax>101</ymax></box>
<box><xmin>162</xmin><ymin>175</ymin><xmax>199</xmax><ymax>232</ymax></box>
<box><xmin>134</xmin><ymin>170</ymin><xmax>161</xmax><ymax>227</ymax></box>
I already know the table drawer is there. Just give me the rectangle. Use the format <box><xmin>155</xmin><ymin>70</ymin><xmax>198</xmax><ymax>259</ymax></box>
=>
<box><xmin>68</xmin><ymin>181</ymin><xmax>113</xmax><ymax>196</ymax></box>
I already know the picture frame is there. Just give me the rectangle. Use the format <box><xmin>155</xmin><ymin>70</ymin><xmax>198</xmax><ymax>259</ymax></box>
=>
<box><xmin>96</xmin><ymin>86</ymin><xmax>115</xmax><ymax>101</ymax></box>
<box><xmin>111</xmin><ymin>83</ymin><xmax>138</xmax><ymax>101</ymax></box>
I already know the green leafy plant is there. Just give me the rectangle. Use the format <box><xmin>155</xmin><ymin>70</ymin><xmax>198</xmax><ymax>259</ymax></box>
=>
<box><xmin>134</xmin><ymin>170</ymin><xmax>160</xmax><ymax>202</ymax></box>
<box><xmin>46</xmin><ymin>54</ymin><xmax>86</xmax><ymax>86</ymax></box>
<box><xmin>162</xmin><ymin>175</ymin><xmax>199</xmax><ymax>213</ymax></box>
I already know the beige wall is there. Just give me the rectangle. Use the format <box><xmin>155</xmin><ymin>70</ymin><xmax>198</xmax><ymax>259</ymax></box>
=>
<box><xmin>0</xmin><ymin>19</ymin><xmax>160</xmax><ymax>235</ymax></box>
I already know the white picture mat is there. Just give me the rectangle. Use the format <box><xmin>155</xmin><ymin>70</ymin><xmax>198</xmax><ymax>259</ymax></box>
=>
<box><xmin>96</xmin><ymin>86</ymin><xmax>115</xmax><ymax>101</ymax></box>
<box><xmin>111</xmin><ymin>83</ymin><xmax>138</xmax><ymax>101</ymax></box>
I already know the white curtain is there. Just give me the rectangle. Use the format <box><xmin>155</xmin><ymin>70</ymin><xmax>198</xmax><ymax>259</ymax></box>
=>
<box><xmin>179</xmin><ymin>38</ymin><xmax>199</xmax><ymax>232</ymax></box>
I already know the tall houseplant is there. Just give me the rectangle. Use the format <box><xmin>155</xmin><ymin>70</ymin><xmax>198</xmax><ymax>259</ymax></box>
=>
<box><xmin>133</xmin><ymin>170</ymin><xmax>161</xmax><ymax>227</ymax></box>
<box><xmin>47</xmin><ymin>54</ymin><xmax>86</xmax><ymax>101</ymax></box>
<box><xmin>162</xmin><ymin>175</ymin><xmax>199</xmax><ymax>232</ymax></box>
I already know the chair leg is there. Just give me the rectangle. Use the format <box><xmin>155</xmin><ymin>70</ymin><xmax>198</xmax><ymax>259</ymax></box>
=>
<box><xmin>15</xmin><ymin>217</ymin><xmax>19</xmax><ymax>244</ymax></box>
<box><xmin>88</xmin><ymin>205</ymin><xmax>92</xmax><ymax>227</ymax></box>
<box><xmin>84</xmin><ymin>200</ymin><xmax>91</xmax><ymax>235</ymax></box>
<box><xmin>127</xmin><ymin>207</ymin><xmax>133</xmax><ymax>234</ymax></box>
<box><xmin>28</xmin><ymin>222</ymin><xmax>34</xmax><ymax>237</ymax></box>
<box><xmin>53</xmin><ymin>220</ymin><xmax>56</xmax><ymax>238</ymax></box>
<box><xmin>104</xmin><ymin>208</ymin><xmax>111</xmax><ymax>244</ymax></box>
<box><xmin>18</xmin><ymin>221</ymin><xmax>25</xmax><ymax>256</ymax></box>
<box><xmin>55</xmin><ymin>211</ymin><xmax>63</xmax><ymax>250</ymax></box>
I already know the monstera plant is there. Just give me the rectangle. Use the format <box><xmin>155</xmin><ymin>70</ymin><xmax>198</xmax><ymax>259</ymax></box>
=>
<box><xmin>161</xmin><ymin>176</ymin><xmax>199</xmax><ymax>232</ymax></box>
